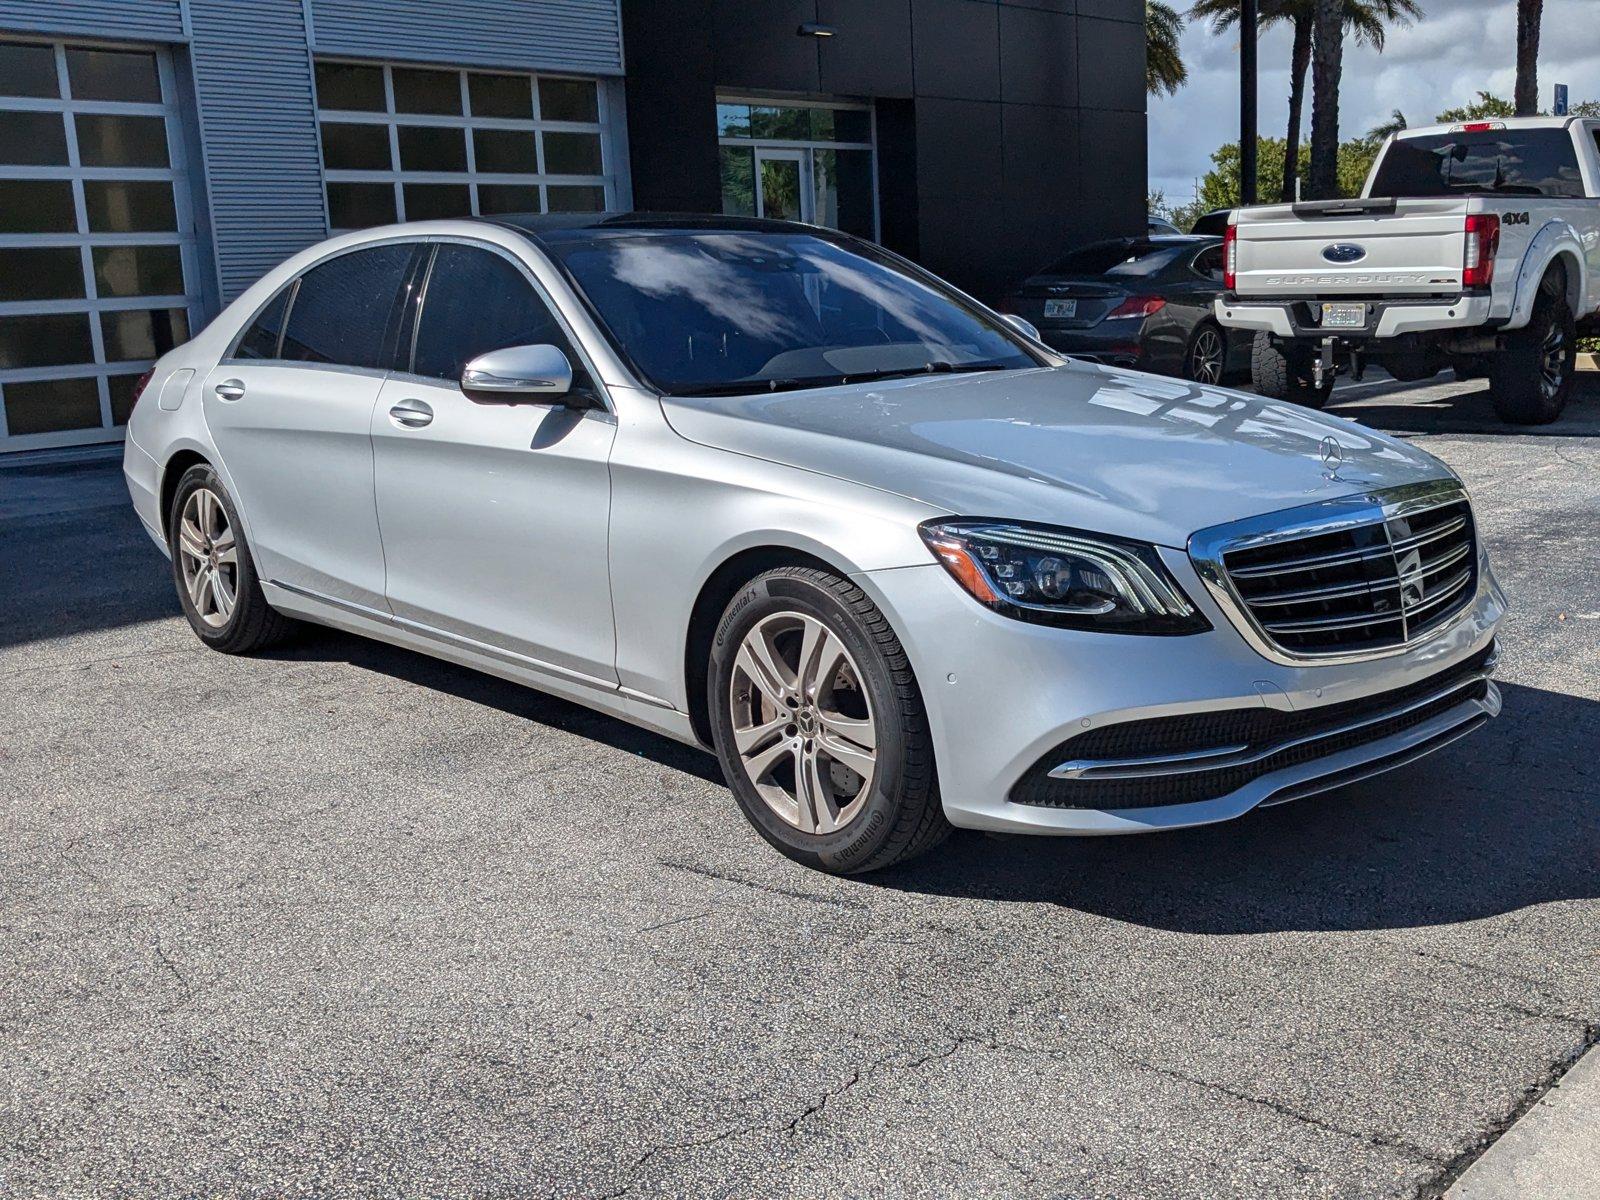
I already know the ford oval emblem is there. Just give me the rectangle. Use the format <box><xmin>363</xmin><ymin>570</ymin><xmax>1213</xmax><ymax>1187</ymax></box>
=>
<box><xmin>1323</xmin><ymin>243</ymin><xmax>1367</xmax><ymax>264</ymax></box>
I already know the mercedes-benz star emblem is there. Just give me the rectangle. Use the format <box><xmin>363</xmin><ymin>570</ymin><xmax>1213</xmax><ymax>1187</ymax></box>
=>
<box><xmin>1319</xmin><ymin>436</ymin><xmax>1344</xmax><ymax>471</ymax></box>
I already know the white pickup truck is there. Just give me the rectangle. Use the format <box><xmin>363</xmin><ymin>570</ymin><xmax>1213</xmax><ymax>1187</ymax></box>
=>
<box><xmin>1216</xmin><ymin>116</ymin><xmax>1600</xmax><ymax>424</ymax></box>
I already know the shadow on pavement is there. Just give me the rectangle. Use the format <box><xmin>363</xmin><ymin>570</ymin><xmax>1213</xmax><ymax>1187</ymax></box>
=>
<box><xmin>1327</xmin><ymin>374</ymin><xmax>1600</xmax><ymax>438</ymax></box>
<box><xmin>869</xmin><ymin>680</ymin><xmax>1600</xmax><ymax>933</ymax></box>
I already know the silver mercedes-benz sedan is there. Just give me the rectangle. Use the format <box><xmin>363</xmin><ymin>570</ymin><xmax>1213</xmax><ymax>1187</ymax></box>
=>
<box><xmin>123</xmin><ymin>214</ymin><xmax>1505</xmax><ymax>874</ymax></box>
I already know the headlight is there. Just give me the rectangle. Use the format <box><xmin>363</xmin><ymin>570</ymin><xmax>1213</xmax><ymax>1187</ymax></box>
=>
<box><xmin>918</xmin><ymin>520</ymin><xmax>1209</xmax><ymax>634</ymax></box>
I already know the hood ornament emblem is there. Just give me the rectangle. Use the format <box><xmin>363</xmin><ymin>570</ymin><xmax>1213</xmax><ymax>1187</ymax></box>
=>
<box><xmin>1319</xmin><ymin>436</ymin><xmax>1343</xmax><ymax>470</ymax></box>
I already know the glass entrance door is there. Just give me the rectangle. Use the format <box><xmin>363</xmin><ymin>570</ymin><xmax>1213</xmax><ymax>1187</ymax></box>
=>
<box><xmin>754</xmin><ymin>147</ymin><xmax>807</xmax><ymax>222</ymax></box>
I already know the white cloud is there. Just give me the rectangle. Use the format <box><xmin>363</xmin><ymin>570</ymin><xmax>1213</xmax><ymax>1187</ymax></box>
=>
<box><xmin>1148</xmin><ymin>0</ymin><xmax>1600</xmax><ymax>204</ymax></box>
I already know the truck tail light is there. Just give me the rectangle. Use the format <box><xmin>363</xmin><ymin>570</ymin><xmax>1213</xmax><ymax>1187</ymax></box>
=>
<box><xmin>1223</xmin><ymin>223</ymin><xmax>1238</xmax><ymax>290</ymax></box>
<box><xmin>1463</xmin><ymin>213</ymin><xmax>1500</xmax><ymax>290</ymax></box>
<box><xmin>1107</xmin><ymin>295</ymin><xmax>1167</xmax><ymax>320</ymax></box>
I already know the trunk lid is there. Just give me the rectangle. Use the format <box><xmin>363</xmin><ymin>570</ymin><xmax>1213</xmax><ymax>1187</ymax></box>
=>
<box><xmin>1008</xmin><ymin>277</ymin><xmax>1126</xmax><ymax>330</ymax></box>
<box><xmin>1232</xmin><ymin>197</ymin><xmax>1472</xmax><ymax>297</ymax></box>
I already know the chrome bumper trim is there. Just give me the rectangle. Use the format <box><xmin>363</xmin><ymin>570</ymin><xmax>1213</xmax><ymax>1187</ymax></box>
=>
<box><xmin>1049</xmin><ymin>666</ymin><xmax>1496</xmax><ymax>782</ymax></box>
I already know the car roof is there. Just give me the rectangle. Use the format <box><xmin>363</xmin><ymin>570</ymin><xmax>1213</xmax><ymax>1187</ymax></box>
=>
<box><xmin>474</xmin><ymin>211</ymin><xmax>829</xmax><ymax>245</ymax></box>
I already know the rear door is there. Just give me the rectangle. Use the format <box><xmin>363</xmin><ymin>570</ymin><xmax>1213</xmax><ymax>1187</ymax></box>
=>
<box><xmin>369</xmin><ymin>240</ymin><xmax>618</xmax><ymax>685</ymax></box>
<box><xmin>202</xmin><ymin>241</ymin><xmax>422</xmax><ymax>611</ymax></box>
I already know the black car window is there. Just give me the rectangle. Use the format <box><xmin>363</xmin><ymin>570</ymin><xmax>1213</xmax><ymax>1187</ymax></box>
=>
<box><xmin>1193</xmin><ymin>245</ymin><xmax>1225</xmax><ymax>281</ymax></box>
<box><xmin>234</xmin><ymin>284</ymin><xmax>294</xmax><ymax>360</ymax></box>
<box><xmin>411</xmin><ymin>243</ymin><xmax>581</xmax><ymax>381</ymax></box>
<box><xmin>1043</xmin><ymin>241</ymin><xmax>1188</xmax><ymax>277</ymax></box>
<box><xmin>1370</xmin><ymin>128</ymin><xmax>1584</xmax><ymax>198</ymax></box>
<box><xmin>279</xmin><ymin>243</ymin><xmax>415</xmax><ymax>369</ymax></box>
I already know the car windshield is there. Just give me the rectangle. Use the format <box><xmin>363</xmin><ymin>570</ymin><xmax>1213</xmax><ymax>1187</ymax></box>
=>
<box><xmin>542</xmin><ymin>229</ymin><xmax>1038</xmax><ymax>395</ymax></box>
<box><xmin>1370</xmin><ymin>129</ymin><xmax>1585</xmax><ymax>198</ymax></box>
<box><xmin>1041</xmin><ymin>241</ymin><xmax>1187</xmax><ymax>277</ymax></box>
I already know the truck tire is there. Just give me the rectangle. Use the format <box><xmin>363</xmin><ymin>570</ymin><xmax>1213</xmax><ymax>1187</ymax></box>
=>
<box><xmin>1251</xmin><ymin>333</ymin><xmax>1334</xmax><ymax>408</ymax></box>
<box><xmin>1490</xmin><ymin>287</ymin><xmax>1577</xmax><ymax>426</ymax></box>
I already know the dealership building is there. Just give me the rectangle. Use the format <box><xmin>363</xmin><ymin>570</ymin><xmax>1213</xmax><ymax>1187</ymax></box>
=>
<box><xmin>0</xmin><ymin>0</ymin><xmax>1147</xmax><ymax>454</ymax></box>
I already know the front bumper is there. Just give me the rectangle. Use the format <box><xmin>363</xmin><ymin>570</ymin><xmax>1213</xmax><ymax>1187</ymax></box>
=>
<box><xmin>1215</xmin><ymin>293</ymin><xmax>1494</xmax><ymax>340</ymax></box>
<box><xmin>860</xmin><ymin>549</ymin><xmax>1505</xmax><ymax>835</ymax></box>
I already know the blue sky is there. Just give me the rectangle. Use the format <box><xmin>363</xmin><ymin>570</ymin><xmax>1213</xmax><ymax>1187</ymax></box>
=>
<box><xmin>1148</xmin><ymin>0</ymin><xmax>1600</xmax><ymax>203</ymax></box>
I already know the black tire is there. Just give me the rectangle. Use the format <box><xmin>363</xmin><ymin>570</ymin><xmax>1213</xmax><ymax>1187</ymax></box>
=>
<box><xmin>1489</xmin><ymin>282</ymin><xmax>1576</xmax><ymax>426</ymax></box>
<box><xmin>1183</xmin><ymin>320</ymin><xmax>1228</xmax><ymax>385</ymax></box>
<box><xmin>706</xmin><ymin>566</ymin><xmax>948</xmax><ymax>875</ymax></box>
<box><xmin>1251</xmin><ymin>331</ymin><xmax>1334</xmax><ymax>408</ymax></box>
<box><xmin>167</xmin><ymin>464</ymin><xmax>297</xmax><ymax>654</ymax></box>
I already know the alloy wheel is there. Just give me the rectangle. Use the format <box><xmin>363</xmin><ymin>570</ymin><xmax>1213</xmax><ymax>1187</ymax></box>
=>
<box><xmin>728</xmin><ymin>611</ymin><xmax>877</xmax><ymax>834</ymax></box>
<box><xmin>1189</xmin><ymin>327</ymin><xmax>1225</xmax><ymax>385</ymax></box>
<box><xmin>176</xmin><ymin>487</ymin><xmax>238</xmax><ymax>628</ymax></box>
<box><xmin>1539</xmin><ymin>319</ymin><xmax>1568</xmax><ymax>400</ymax></box>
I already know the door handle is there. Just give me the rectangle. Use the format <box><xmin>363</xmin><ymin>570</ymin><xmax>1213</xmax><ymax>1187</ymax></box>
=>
<box><xmin>214</xmin><ymin>379</ymin><xmax>245</xmax><ymax>402</ymax></box>
<box><xmin>388</xmin><ymin>398</ymin><xmax>433</xmax><ymax>428</ymax></box>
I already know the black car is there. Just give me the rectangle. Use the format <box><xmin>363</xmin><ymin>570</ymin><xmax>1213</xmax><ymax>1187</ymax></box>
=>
<box><xmin>999</xmin><ymin>235</ymin><xmax>1250</xmax><ymax>384</ymax></box>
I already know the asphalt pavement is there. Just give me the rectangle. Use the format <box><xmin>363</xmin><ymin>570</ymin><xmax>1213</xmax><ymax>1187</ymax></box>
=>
<box><xmin>2</xmin><ymin>374</ymin><xmax>1598</xmax><ymax>1199</ymax></box>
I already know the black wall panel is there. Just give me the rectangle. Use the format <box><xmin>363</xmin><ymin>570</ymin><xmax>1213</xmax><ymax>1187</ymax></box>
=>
<box><xmin>621</xmin><ymin>0</ymin><xmax>1147</xmax><ymax>299</ymax></box>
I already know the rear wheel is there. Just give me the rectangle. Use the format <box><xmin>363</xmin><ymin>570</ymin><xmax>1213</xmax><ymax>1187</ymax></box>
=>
<box><xmin>1251</xmin><ymin>332</ymin><xmax>1334</xmax><ymax>408</ymax></box>
<box><xmin>1183</xmin><ymin>321</ymin><xmax>1227</xmax><ymax>385</ymax></box>
<box><xmin>707</xmin><ymin>567</ymin><xmax>947</xmax><ymax>875</ymax></box>
<box><xmin>1490</xmin><ymin>284</ymin><xmax>1576</xmax><ymax>426</ymax></box>
<box><xmin>168</xmin><ymin>464</ymin><xmax>296</xmax><ymax>653</ymax></box>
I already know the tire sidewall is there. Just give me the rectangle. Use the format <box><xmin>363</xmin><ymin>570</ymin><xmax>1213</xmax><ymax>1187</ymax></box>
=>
<box><xmin>167</xmin><ymin>465</ymin><xmax>257</xmax><ymax>647</ymax></box>
<box><xmin>707</xmin><ymin>571</ymin><xmax>912</xmax><ymax>873</ymax></box>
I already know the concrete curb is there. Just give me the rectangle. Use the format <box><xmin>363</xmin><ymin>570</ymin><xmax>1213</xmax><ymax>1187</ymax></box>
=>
<box><xmin>1443</xmin><ymin>1041</ymin><xmax>1600</xmax><ymax>1199</ymax></box>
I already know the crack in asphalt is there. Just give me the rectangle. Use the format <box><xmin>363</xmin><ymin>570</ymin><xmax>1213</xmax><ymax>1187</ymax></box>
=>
<box><xmin>657</xmin><ymin>858</ymin><xmax>870</xmax><ymax>912</ymax></box>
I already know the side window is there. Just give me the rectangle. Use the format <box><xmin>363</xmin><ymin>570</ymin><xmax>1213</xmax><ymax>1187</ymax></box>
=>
<box><xmin>411</xmin><ymin>244</ymin><xmax>582</xmax><ymax>382</ymax></box>
<box><xmin>1194</xmin><ymin>246</ymin><xmax>1225</xmax><ymax>281</ymax></box>
<box><xmin>279</xmin><ymin>243</ymin><xmax>415</xmax><ymax>369</ymax></box>
<box><xmin>234</xmin><ymin>284</ymin><xmax>294</xmax><ymax>360</ymax></box>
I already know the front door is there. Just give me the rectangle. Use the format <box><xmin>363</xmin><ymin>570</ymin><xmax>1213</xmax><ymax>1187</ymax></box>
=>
<box><xmin>202</xmin><ymin>242</ymin><xmax>419</xmax><ymax>611</ymax></box>
<box><xmin>755</xmin><ymin>148</ymin><xmax>809</xmax><ymax>222</ymax></box>
<box><xmin>369</xmin><ymin>241</ymin><xmax>618</xmax><ymax>685</ymax></box>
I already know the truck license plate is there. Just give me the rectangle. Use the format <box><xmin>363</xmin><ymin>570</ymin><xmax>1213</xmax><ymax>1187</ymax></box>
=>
<box><xmin>1044</xmin><ymin>299</ymin><xmax>1077</xmax><ymax>319</ymax></box>
<box><xmin>1322</xmin><ymin>303</ymin><xmax>1366</xmax><ymax>329</ymax></box>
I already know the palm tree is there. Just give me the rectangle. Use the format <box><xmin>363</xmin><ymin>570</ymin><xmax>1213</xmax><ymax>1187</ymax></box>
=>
<box><xmin>1308</xmin><ymin>0</ymin><xmax>1344</xmax><ymax>198</ymax></box>
<box><xmin>1367</xmin><ymin>108</ymin><xmax>1407</xmax><ymax>140</ymax></box>
<box><xmin>1147</xmin><ymin>1</ymin><xmax>1189</xmax><ymax>97</ymax></box>
<box><xmin>1515</xmin><ymin>0</ymin><xmax>1543</xmax><ymax>115</ymax></box>
<box><xmin>1189</xmin><ymin>0</ymin><xmax>1421</xmax><ymax>202</ymax></box>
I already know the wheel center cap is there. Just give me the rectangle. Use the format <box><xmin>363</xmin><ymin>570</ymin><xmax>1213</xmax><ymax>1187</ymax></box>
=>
<box><xmin>796</xmin><ymin>708</ymin><xmax>819</xmax><ymax>736</ymax></box>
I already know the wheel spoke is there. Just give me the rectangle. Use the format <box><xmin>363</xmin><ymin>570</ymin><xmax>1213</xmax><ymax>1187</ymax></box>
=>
<box><xmin>741</xmin><ymin>730</ymin><xmax>793</xmax><ymax>781</ymax></box>
<box><xmin>178</xmin><ymin>517</ymin><xmax>206</xmax><ymax>559</ymax></box>
<box><xmin>798</xmin><ymin>621</ymin><xmax>846</xmax><ymax>701</ymax></box>
<box><xmin>214</xmin><ymin>544</ymin><xmax>238</xmax><ymax>567</ymax></box>
<box><xmin>196</xmin><ymin>490</ymin><xmax>216</xmax><ymax>538</ymax></box>
<box><xmin>817</xmin><ymin>728</ymin><xmax>875</xmax><ymax>782</ymax></box>
<box><xmin>211</xmin><ymin>570</ymin><xmax>236</xmax><ymax>620</ymax></box>
<box><xmin>188</xmin><ymin>564</ymin><xmax>211</xmax><ymax>612</ymax></box>
<box><xmin>734</xmin><ymin>712</ymin><xmax>788</xmax><ymax>757</ymax></box>
<box><xmin>734</xmin><ymin>639</ymin><xmax>789</xmax><ymax>708</ymax></box>
<box><xmin>793</xmin><ymin>747</ymin><xmax>834</xmax><ymax>834</ymax></box>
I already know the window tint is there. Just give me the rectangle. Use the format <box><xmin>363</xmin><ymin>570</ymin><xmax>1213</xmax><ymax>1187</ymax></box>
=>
<box><xmin>235</xmin><ymin>286</ymin><xmax>294</xmax><ymax>359</ymax></box>
<box><xmin>1042</xmin><ymin>241</ymin><xmax>1187</xmax><ymax>277</ymax></box>
<box><xmin>280</xmin><ymin>244</ymin><xmax>415</xmax><ymax>368</ymax></box>
<box><xmin>1193</xmin><ymin>246</ymin><xmax>1225</xmax><ymax>280</ymax></box>
<box><xmin>412</xmin><ymin>244</ymin><xmax>576</xmax><ymax>382</ymax></box>
<box><xmin>1371</xmin><ymin>129</ymin><xmax>1585</xmax><ymax>198</ymax></box>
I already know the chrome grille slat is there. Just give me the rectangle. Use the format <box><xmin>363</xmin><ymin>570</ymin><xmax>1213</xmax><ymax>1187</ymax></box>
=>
<box><xmin>1196</xmin><ymin>485</ymin><xmax>1480</xmax><ymax>660</ymax></box>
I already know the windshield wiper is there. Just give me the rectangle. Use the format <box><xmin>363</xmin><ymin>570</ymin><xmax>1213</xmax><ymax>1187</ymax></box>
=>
<box><xmin>841</xmin><ymin>360</ymin><xmax>1013</xmax><ymax>385</ymax></box>
<box><xmin>667</xmin><ymin>377</ymin><xmax>840</xmax><ymax>397</ymax></box>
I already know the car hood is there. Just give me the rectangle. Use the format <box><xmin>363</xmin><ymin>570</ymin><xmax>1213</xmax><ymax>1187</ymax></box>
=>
<box><xmin>659</xmin><ymin>363</ymin><xmax>1454</xmax><ymax>548</ymax></box>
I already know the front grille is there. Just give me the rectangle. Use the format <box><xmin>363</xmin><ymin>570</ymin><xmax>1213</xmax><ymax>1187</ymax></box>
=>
<box><xmin>1222</xmin><ymin>496</ymin><xmax>1477</xmax><ymax>657</ymax></box>
<box><xmin>1009</xmin><ymin>644</ymin><xmax>1494</xmax><ymax>810</ymax></box>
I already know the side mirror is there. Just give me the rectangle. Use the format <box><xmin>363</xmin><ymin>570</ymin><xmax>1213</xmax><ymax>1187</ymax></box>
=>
<box><xmin>1000</xmin><ymin>313</ymin><xmax>1042</xmax><ymax>343</ymax></box>
<box><xmin>461</xmin><ymin>343</ymin><xmax>574</xmax><ymax>402</ymax></box>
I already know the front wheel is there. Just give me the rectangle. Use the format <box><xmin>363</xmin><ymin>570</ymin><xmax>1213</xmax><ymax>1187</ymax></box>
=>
<box><xmin>707</xmin><ymin>567</ymin><xmax>947</xmax><ymax>875</ymax></box>
<box><xmin>1251</xmin><ymin>332</ymin><xmax>1334</xmax><ymax>408</ymax></box>
<box><xmin>1490</xmin><ymin>289</ymin><xmax>1576</xmax><ymax>425</ymax></box>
